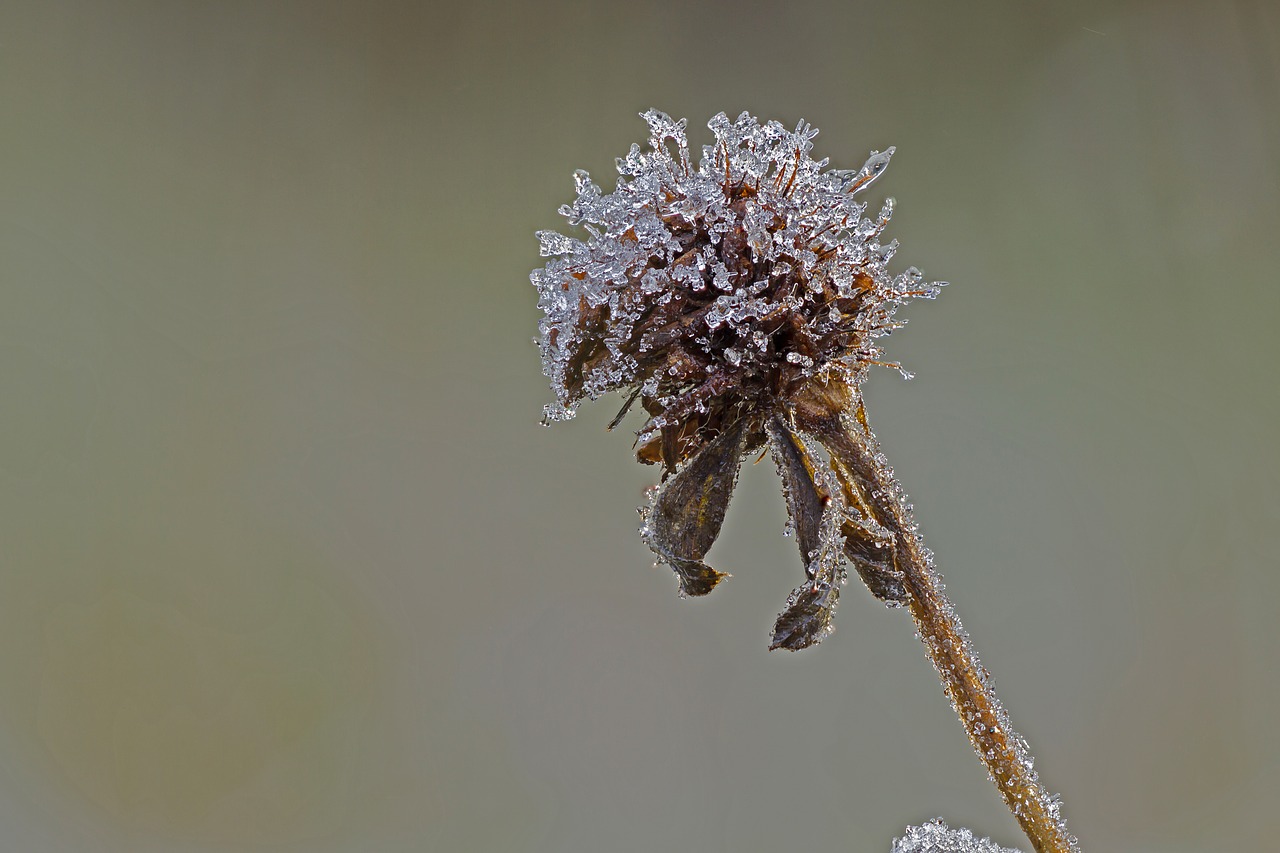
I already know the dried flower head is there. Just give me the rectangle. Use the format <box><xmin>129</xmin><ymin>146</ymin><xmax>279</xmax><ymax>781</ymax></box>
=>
<box><xmin>531</xmin><ymin>109</ymin><xmax>942</xmax><ymax>649</ymax></box>
<box><xmin>530</xmin><ymin>112</ymin><xmax>1079</xmax><ymax>853</ymax></box>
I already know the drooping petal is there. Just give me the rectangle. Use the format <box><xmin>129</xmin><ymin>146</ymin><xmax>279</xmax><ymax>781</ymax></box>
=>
<box><xmin>765</xmin><ymin>417</ymin><xmax>847</xmax><ymax>650</ymax></box>
<box><xmin>640</xmin><ymin>420</ymin><xmax>750</xmax><ymax>596</ymax></box>
<box><xmin>822</xmin><ymin>414</ymin><xmax>909</xmax><ymax>604</ymax></box>
<box><xmin>766</xmin><ymin>416</ymin><xmax>827</xmax><ymax>562</ymax></box>
<box><xmin>841</xmin><ymin>515</ymin><xmax>907</xmax><ymax>604</ymax></box>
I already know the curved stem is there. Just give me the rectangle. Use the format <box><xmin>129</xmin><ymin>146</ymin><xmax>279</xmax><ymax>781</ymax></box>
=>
<box><xmin>802</xmin><ymin>410</ymin><xmax>1077</xmax><ymax>853</ymax></box>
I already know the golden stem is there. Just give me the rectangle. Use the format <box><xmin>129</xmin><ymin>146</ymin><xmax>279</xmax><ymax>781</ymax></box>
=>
<box><xmin>801</xmin><ymin>409</ymin><xmax>1077</xmax><ymax>853</ymax></box>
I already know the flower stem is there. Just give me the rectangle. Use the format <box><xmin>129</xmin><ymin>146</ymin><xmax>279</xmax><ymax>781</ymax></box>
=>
<box><xmin>801</xmin><ymin>409</ymin><xmax>1077</xmax><ymax>853</ymax></box>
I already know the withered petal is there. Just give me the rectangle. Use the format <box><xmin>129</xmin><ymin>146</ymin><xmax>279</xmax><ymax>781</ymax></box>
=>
<box><xmin>765</xmin><ymin>416</ymin><xmax>827</xmax><ymax>566</ymax></box>
<box><xmin>770</xmin><ymin>579</ymin><xmax>840</xmax><ymax>651</ymax></box>
<box><xmin>818</xmin><ymin>420</ymin><xmax>910</xmax><ymax>604</ymax></box>
<box><xmin>641</xmin><ymin>419</ymin><xmax>751</xmax><ymax>597</ymax></box>
<box><xmin>842</xmin><ymin>519</ymin><xmax>908</xmax><ymax>604</ymax></box>
<box><xmin>665</xmin><ymin>558</ymin><xmax>730</xmax><ymax>598</ymax></box>
<box><xmin>765</xmin><ymin>416</ymin><xmax>846</xmax><ymax>650</ymax></box>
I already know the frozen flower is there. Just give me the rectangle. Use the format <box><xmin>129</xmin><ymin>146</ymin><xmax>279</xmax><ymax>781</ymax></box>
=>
<box><xmin>530</xmin><ymin>110</ymin><xmax>943</xmax><ymax>649</ymax></box>
<box><xmin>529</xmin><ymin>113</ymin><xmax>1079</xmax><ymax>853</ymax></box>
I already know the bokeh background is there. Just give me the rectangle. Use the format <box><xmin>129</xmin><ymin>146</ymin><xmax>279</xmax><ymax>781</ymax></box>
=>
<box><xmin>2</xmin><ymin>1</ymin><xmax>1278</xmax><ymax>851</ymax></box>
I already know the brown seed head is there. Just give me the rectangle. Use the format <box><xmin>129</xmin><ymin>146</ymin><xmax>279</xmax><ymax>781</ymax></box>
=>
<box><xmin>531</xmin><ymin>110</ymin><xmax>944</xmax><ymax>648</ymax></box>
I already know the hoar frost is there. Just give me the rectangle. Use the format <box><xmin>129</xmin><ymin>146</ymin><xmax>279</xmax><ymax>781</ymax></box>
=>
<box><xmin>530</xmin><ymin>111</ymin><xmax>1078</xmax><ymax>853</ymax></box>
<box><xmin>532</xmin><ymin>109</ymin><xmax>942</xmax><ymax>429</ymax></box>
<box><xmin>893</xmin><ymin>819</ymin><xmax>1024</xmax><ymax>853</ymax></box>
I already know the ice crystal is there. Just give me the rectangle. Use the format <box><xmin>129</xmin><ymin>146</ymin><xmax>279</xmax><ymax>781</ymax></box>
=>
<box><xmin>893</xmin><ymin>819</ymin><xmax>1024</xmax><ymax>853</ymax></box>
<box><xmin>531</xmin><ymin>109</ymin><xmax>943</xmax><ymax>428</ymax></box>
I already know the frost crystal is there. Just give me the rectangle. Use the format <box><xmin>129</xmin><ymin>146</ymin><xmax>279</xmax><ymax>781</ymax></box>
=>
<box><xmin>892</xmin><ymin>820</ymin><xmax>1024</xmax><ymax>853</ymax></box>
<box><xmin>530</xmin><ymin>109</ymin><xmax>943</xmax><ymax>426</ymax></box>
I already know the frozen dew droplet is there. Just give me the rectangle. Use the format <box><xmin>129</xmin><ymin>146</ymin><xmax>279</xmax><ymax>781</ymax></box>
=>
<box><xmin>848</xmin><ymin>147</ymin><xmax>895</xmax><ymax>194</ymax></box>
<box><xmin>873</xmin><ymin>239</ymin><xmax>900</xmax><ymax>265</ymax></box>
<box><xmin>616</xmin><ymin>142</ymin><xmax>644</xmax><ymax>175</ymax></box>
<box><xmin>895</xmin><ymin>266</ymin><xmax>924</xmax><ymax>288</ymax></box>
<box><xmin>573</xmin><ymin>168</ymin><xmax>597</xmax><ymax>195</ymax></box>
<box><xmin>712</xmin><ymin>262</ymin><xmax>734</xmax><ymax>291</ymax></box>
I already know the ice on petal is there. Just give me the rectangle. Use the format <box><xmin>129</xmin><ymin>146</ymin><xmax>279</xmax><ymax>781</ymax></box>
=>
<box><xmin>916</xmin><ymin>280</ymin><xmax>948</xmax><ymax>299</ymax></box>
<box><xmin>572</xmin><ymin>168</ymin><xmax>597</xmax><ymax>195</ymax></box>
<box><xmin>848</xmin><ymin>146</ymin><xmax>895</xmax><ymax>194</ymax></box>
<box><xmin>711</xmin><ymin>261</ymin><xmax>734</xmax><ymax>292</ymax></box>
<box><xmin>641</xmin><ymin>108</ymin><xmax>685</xmax><ymax>141</ymax></box>
<box><xmin>616</xmin><ymin>142</ymin><xmax>645</xmax><ymax>175</ymax></box>
<box><xmin>766</xmin><ymin>419</ymin><xmax>851</xmax><ymax>651</ymax></box>
<box><xmin>894</xmin><ymin>266</ymin><xmax>924</xmax><ymax>288</ymax></box>
<box><xmin>706</xmin><ymin>111</ymin><xmax>734</xmax><ymax>141</ymax></box>
<box><xmin>535</xmin><ymin>230</ymin><xmax>580</xmax><ymax>257</ymax></box>
<box><xmin>873</xmin><ymin>239</ymin><xmax>900</xmax><ymax>265</ymax></box>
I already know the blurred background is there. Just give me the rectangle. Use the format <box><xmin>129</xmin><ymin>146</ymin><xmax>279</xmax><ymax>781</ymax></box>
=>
<box><xmin>2</xmin><ymin>1</ymin><xmax>1277</xmax><ymax>851</ymax></box>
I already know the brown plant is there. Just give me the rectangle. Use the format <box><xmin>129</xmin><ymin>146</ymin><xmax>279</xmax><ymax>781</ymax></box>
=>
<box><xmin>530</xmin><ymin>110</ymin><xmax>1078</xmax><ymax>853</ymax></box>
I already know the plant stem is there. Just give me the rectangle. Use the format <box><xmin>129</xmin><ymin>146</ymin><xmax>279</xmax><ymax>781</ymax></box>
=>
<box><xmin>801</xmin><ymin>409</ymin><xmax>1077</xmax><ymax>853</ymax></box>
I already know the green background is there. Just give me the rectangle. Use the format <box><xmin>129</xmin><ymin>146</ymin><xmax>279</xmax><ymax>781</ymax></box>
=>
<box><xmin>2</xmin><ymin>1</ymin><xmax>1277</xmax><ymax>851</ymax></box>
